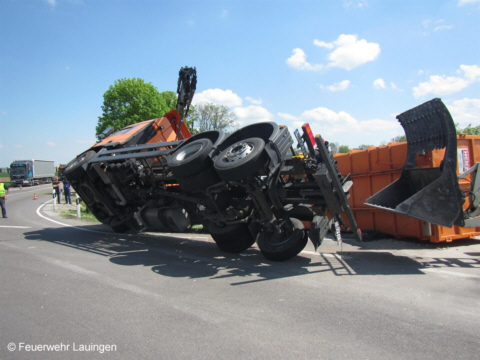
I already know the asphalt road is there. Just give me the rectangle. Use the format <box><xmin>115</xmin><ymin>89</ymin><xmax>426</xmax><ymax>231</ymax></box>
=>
<box><xmin>1</xmin><ymin>185</ymin><xmax>479</xmax><ymax>359</ymax></box>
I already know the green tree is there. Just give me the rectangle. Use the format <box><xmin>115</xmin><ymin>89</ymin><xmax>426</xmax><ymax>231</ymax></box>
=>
<box><xmin>328</xmin><ymin>142</ymin><xmax>339</xmax><ymax>154</ymax></box>
<box><xmin>339</xmin><ymin>145</ymin><xmax>351</xmax><ymax>153</ymax></box>
<box><xmin>391</xmin><ymin>135</ymin><xmax>406</xmax><ymax>142</ymax></box>
<box><xmin>187</xmin><ymin>102</ymin><xmax>237</xmax><ymax>134</ymax></box>
<box><xmin>456</xmin><ymin>124</ymin><xmax>480</xmax><ymax>135</ymax></box>
<box><xmin>355</xmin><ymin>144</ymin><xmax>373</xmax><ymax>150</ymax></box>
<box><xmin>161</xmin><ymin>90</ymin><xmax>177</xmax><ymax>111</ymax></box>
<box><xmin>96</xmin><ymin>78</ymin><xmax>170</xmax><ymax>136</ymax></box>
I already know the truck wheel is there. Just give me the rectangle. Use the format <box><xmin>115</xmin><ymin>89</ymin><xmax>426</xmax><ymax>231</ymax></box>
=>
<box><xmin>214</xmin><ymin>137</ymin><xmax>268</xmax><ymax>181</ymax></box>
<box><xmin>208</xmin><ymin>222</ymin><xmax>256</xmax><ymax>253</ymax></box>
<box><xmin>256</xmin><ymin>218</ymin><xmax>308</xmax><ymax>261</ymax></box>
<box><xmin>168</xmin><ymin>138</ymin><xmax>214</xmax><ymax>177</ymax></box>
<box><xmin>64</xmin><ymin>151</ymin><xmax>96</xmax><ymax>181</ymax></box>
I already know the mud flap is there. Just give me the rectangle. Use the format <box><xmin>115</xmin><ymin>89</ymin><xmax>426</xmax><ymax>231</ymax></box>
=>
<box><xmin>365</xmin><ymin>98</ymin><xmax>464</xmax><ymax>228</ymax></box>
<box><xmin>309</xmin><ymin>215</ymin><xmax>330</xmax><ymax>250</ymax></box>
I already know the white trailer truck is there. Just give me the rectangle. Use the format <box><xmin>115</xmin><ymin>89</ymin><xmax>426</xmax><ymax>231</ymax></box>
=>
<box><xmin>9</xmin><ymin>160</ymin><xmax>55</xmax><ymax>186</ymax></box>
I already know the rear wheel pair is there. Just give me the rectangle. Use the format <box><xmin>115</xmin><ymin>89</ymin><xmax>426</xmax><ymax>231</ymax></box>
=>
<box><xmin>208</xmin><ymin>218</ymin><xmax>308</xmax><ymax>261</ymax></box>
<box><xmin>168</xmin><ymin>137</ymin><xmax>268</xmax><ymax>190</ymax></box>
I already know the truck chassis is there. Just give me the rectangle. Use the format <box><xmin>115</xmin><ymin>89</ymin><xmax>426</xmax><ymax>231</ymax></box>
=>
<box><xmin>65</xmin><ymin>67</ymin><xmax>363</xmax><ymax>261</ymax></box>
<box><xmin>65</xmin><ymin>67</ymin><xmax>478</xmax><ymax>261</ymax></box>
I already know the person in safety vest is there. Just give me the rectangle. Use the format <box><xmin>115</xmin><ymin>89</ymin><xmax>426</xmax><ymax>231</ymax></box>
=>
<box><xmin>0</xmin><ymin>182</ymin><xmax>10</xmax><ymax>218</ymax></box>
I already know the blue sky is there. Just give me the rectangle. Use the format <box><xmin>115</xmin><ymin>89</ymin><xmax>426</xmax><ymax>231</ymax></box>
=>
<box><xmin>1</xmin><ymin>0</ymin><xmax>479</xmax><ymax>168</ymax></box>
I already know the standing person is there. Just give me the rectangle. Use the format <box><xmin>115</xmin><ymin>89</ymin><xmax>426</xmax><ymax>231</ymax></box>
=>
<box><xmin>52</xmin><ymin>177</ymin><xmax>61</xmax><ymax>204</ymax></box>
<box><xmin>63</xmin><ymin>179</ymin><xmax>72</xmax><ymax>204</ymax></box>
<box><xmin>0</xmin><ymin>182</ymin><xmax>9</xmax><ymax>218</ymax></box>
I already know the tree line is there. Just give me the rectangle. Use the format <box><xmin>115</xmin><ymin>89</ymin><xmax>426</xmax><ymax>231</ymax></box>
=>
<box><xmin>96</xmin><ymin>77</ymin><xmax>480</xmax><ymax>154</ymax></box>
<box><xmin>96</xmin><ymin>78</ymin><xmax>236</xmax><ymax>137</ymax></box>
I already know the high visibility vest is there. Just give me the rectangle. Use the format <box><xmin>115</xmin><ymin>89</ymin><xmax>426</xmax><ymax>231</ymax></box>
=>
<box><xmin>0</xmin><ymin>183</ymin><xmax>6</xmax><ymax>197</ymax></box>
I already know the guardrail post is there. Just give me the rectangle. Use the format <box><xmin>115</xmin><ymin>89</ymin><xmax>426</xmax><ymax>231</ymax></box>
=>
<box><xmin>75</xmin><ymin>193</ymin><xmax>81</xmax><ymax>218</ymax></box>
<box><xmin>52</xmin><ymin>189</ymin><xmax>56</xmax><ymax>211</ymax></box>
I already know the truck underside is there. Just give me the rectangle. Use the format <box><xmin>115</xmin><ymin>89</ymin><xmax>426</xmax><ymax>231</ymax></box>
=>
<box><xmin>65</xmin><ymin>67</ymin><xmax>480</xmax><ymax>261</ymax></box>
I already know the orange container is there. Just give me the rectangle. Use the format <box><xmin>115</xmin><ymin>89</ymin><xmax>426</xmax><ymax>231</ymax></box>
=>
<box><xmin>334</xmin><ymin>135</ymin><xmax>480</xmax><ymax>242</ymax></box>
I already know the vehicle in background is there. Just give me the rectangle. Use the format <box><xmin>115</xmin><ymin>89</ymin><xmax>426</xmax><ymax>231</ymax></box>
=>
<box><xmin>9</xmin><ymin>160</ymin><xmax>55</xmax><ymax>186</ymax></box>
<box><xmin>57</xmin><ymin>164</ymin><xmax>67</xmax><ymax>181</ymax></box>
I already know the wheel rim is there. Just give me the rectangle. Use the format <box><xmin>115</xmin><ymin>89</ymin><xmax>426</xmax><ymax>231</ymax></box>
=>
<box><xmin>223</xmin><ymin>142</ymin><xmax>254</xmax><ymax>163</ymax></box>
<box><xmin>175</xmin><ymin>143</ymin><xmax>203</xmax><ymax>161</ymax></box>
<box><xmin>265</xmin><ymin>228</ymin><xmax>295</xmax><ymax>246</ymax></box>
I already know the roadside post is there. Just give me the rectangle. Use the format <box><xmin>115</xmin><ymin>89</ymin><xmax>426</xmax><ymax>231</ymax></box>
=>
<box><xmin>52</xmin><ymin>188</ymin><xmax>56</xmax><ymax>211</ymax></box>
<box><xmin>75</xmin><ymin>192</ymin><xmax>81</xmax><ymax>218</ymax></box>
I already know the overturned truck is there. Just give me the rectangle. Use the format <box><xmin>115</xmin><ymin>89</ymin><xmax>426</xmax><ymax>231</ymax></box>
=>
<box><xmin>65</xmin><ymin>67</ymin><xmax>479</xmax><ymax>261</ymax></box>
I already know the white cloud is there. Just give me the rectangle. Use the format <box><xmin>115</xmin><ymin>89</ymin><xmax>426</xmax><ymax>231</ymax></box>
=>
<box><xmin>288</xmin><ymin>34</ymin><xmax>380</xmax><ymax>72</ymax></box>
<box><xmin>190</xmin><ymin>89</ymin><xmax>271</xmax><ymax>127</ymax></box>
<box><xmin>277</xmin><ymin>112</ymin><xmax>298</xmax><ymax>121</ymax></box>
<box><xmin>458</xmin><ymin>0</ymin><xmax>480</xmax><ymax>6</ymax></box>
<box><xmin>373</xmin><ymin>78</ymin><xmax>386</xmax><ymax>89</ymax></box>
<box><xmin>423</xmin><ymin>19</ymin><xmax>453</xmax><ymax>34</ymax></box>
<box><xmin>390</xmin><ymin>82</ymin><xmax>400</xmax><ymax>90</ymax></box>
<box><xmin>293</xmin><ymin>106</ymin><xmax>400</xmax><ymax>146</ymax></box>
<box><xmin>301</xmin><ymin>107</ymin><xmax>357</xmax><ymax>125</ymax></box>
<box><xmin>313</xmin><ymin>40</ymin><xmax>334</xmax><ymax>49</ymax></box>
<box><xmin>192</xmin><ymin>88</ymin><xmax>242</xmax><ymax>107</ymax></box>
<box><xmin>447</xmin><ymin>98</ymin><xmax>480</xmax><ymax>127</ymax></box>
<box><xmin>245</xmin><ymin>96</ymin><xmax>263</xmax><ymax>105</ymax></box>
<box><xmin>325</xmin><ymin>34</ymin><xmax>380</xmax><ymax>70</ymax></box>
<box><xmin>344</xmin><ymin>0</ymin><xmax>369</xmax><ymax>8</ymax></box>
<box><xmin>413</xmin><ymin>64</ymin><xmax>480</xmax><ymax>98</ymax></box>
<box><xmin>45</xmin><ymin>0</ymin><xmax>56</xmax><ymax>7</ymax></box>
<box><xmin>286</xmin><ymin>48</ymin><xmax>324</xmax><ymax>71</ymax></box>
<box><xmin>434</xmin><ymin>25</ymin><xmax>454</xmax><ymax>31</ymax></box>
<box><xmin>373</xmin><ymin>79</ymin><xmax>401</xmax><ymax>91</ymax></box>
<box><xmin>232</xmin><ymin>105</ymin><xmax>273</xmax><ymax>127</ymax></box>
<box><xmin>320</xmin><ymin>80</ymin><xmax>350</xmax><ymax>92</ymax></box>
<box><xmin>46</xmin><ymin>142</ymin><xmax>56</xmax><ymax>147</ymax></box>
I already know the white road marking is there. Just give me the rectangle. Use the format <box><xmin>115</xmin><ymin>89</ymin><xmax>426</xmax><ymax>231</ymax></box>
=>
<box><xmin>0</xmin><ymin>225</ymin><xmax>31</xmax><ymax>229</ymax></box>
<box><xmin>36</xmin><ymin>200</ymin><xmax>106</xmax><ymax>234</ymax></box>
<box><xmin>33</xmin><ymin>202</ymin><xmax>344</xmax><ymax>259</ymax></box>
<box><xmin>422</xmin><ymin>268</ymin><xmax>480</xmax><ymax>279</ymax></box>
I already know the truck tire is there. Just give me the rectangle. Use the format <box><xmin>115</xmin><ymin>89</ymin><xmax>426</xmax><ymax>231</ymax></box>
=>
<box><xmin>256</xmin><ymin>218</ymin><xmax>308</xmax><ymax>261</ymax></box>
<box><xmin>168</xmin><ymin>138</ymin><xmax>214</xmax><ymax>178</ymax></box>
<box><xmin>208</xmin><ymin>222</ymin><xmax>256</xmax><ymax>253</ymax></box>
<box><xmin>214</xmin><ymin>137</ymin><xmax>268</xmax><ymax>181</ymax></box>
<box><xmin>64</xmin><ymin>150</ymin><xmax>96</xmax><ymax>181</ymax></box>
